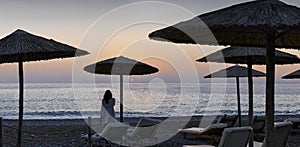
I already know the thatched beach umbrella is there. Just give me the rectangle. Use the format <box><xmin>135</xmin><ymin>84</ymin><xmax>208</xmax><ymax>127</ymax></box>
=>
<box><xmin>282</xmin><ymin>69</ymin><xmax>300</xmax><ymax>79</ymax></box>
<box><xmin>204</xmin><ymin>64</ymin><xmax>265</xmax><ymax>127</ymax></box>
<box><xmin>83</xmin><ymin>56</ymin><xmax>158</xmax><ymax>122</ymax></box>
<box><xmin>197</xmin><ymin>46</ymin><xmax>300</xmax><ymax>128</ymax></box>
<box><xmin>0</xmin><ymin>29</ymin><xmax>89</xmax><ymax>147</ymax></box>
<box><xmin>197</xmin><ymin>46</ymin><xmax>300</xmax><ymax>65</ymax></box>
<box><xmin>149</xmin><ymin>1</ymin><xmax>300</xmax><ymax>146</ymax></box>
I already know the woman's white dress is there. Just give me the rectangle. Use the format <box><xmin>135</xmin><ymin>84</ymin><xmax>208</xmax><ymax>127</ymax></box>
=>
<box><xmin>100</xmin><ymin>98</ymin><xmax>116</xmax><ymax>125</ymax></box>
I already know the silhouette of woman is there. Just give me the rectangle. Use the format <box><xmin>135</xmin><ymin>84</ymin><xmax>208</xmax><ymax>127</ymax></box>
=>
<box><xmin>100</xmin><ymin>90</ymin><xmax>116</xmax><ymax>125</ymax></box>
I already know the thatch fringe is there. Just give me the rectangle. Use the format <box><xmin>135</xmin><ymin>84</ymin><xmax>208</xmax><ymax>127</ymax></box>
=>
<box><xmin>84</xmin><ymin>56</ymin><xmax>159</xmax><ymax>75</ymax></box>
<box><xmin>197</xmin><ymin>46</ymin><xmax>300</xmax><ymax>65</ymax></box>
<box><xmin>149</xmin><ymin>0</ymin><xmax>300</xmax><ymax>48</ymax></box>
<box><xmin>282</xmin><ymin>69</ymin><xmax>300</xmax><ymax>79</ymax></box>
<box><xmin>204</xmin><ymin>65</ymin><xmax>265</xmax><ymax>78</ymax></box>
<box><xmin>0</xmin><ymin>29</ymin><xmax>89</xmax><ymax>63</ymax></box>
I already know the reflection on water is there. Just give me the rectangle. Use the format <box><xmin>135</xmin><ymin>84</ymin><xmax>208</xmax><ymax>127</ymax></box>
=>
<box><xmin>0</xmin><ymin>83</ymin><xmax>299</xmax><ymax>119</ymax></box>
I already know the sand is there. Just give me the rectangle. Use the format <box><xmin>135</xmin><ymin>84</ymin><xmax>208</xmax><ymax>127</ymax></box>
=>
<box><xmin>1</xmin><ymin>115</ymin><xmax>300</xmax><ymax>147</ymax></box>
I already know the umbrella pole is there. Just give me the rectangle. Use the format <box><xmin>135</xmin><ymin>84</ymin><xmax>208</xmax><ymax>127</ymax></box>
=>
<box><xmin>265</xmin><ymin>32</ymin><xmax>275</xmax><ymax>147</ymax></box>
<box><xmin>236</xmin><ymin>77</ymin><xmax>242</xmax><ymax>127</ymax></box>
<box><xmin>17</xmin><ymin>59</ymin><xmax>24</xmax><ymax>147</ymax></box>
<box><xmin>120</xmin><ymin>75</ymin><xmax>123</xmax><ymax>122</ymax></box>
<box><xmin>247</xmin><ymin>63</ymin><xmax>254</xmax><ymax>126</ymax></box>
<box><xmin>247</xmin><ymin>63</ymin><xmax>254</xmax><ymax>147</ymax></box>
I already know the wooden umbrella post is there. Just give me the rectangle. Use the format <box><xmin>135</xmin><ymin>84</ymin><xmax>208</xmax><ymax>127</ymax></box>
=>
<box><xmin>0</xmin><ymin>117</ymin><xmax>2</xmax><ymax>146</ymax></box>
<box><xmin>88</xmin><ymin>117</ymin><xmax>92</xmax><ymax>147</ymax></box>
<box><xmin>247</xmin><ymin>63</ymin><xmax>254</xmax><ymax>127</ymax></box>
<box><xmin>235</xmin><ymin>77</ymin><xmax>242</xmax><ymax>127</ymax></box>
<box><xmin>247</xmin><ymin>63</ymin><xmax>253</xmax><ymax>147</ymax></box>
<box><xmin>120</xmin><ymin>75</ymin><xmax>123</xmax><ymax>122</ymax></box>
<box><xmin>17</xmin><ymin>58</ymin><xmax>24</xmax><ymax>147</ymax></box>
<box><xmin>265</xmin><ymin>32</ymin><xmax>275</xmax><ymax>147</ymax></box>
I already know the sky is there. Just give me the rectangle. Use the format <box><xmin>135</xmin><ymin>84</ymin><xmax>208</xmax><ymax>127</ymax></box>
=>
<box><xmin>0</xmin><ymin>0</ymin><xmax>299</xmax><ymax>83</ymax></box>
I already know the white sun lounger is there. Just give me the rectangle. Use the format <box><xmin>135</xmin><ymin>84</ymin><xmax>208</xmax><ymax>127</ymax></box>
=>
<box><xmin>81</xmin><ymin>122</ymin><xmax>129</xmax><ymax>145</ymax></box>
<box><xmin>125</xmin><ymin>118</ymin><xmax>161</xmax><ymax>146</ymax></box>
<box><xmin>252</xmin><ymin>121</ymin><xmax>292</xmax><ymax>147</ymax></box>
<box><xmin>183</xmin><ymin>126</ymin><xmax>252</xmax><ymax>147</ymax></box>
<box><xmin>179</xmin><ymin>123</ymin><xmax>228</xmax><ymax>144</ymax></box>
<box><xmin>285</xmin><ymin>117</ymin><xmax>300</xmax><ymax>129</ymax></box>
<box><xmin>178</xmin><ymin>114</ymin><xmax>237</xmax><ymax>139</ymax></box>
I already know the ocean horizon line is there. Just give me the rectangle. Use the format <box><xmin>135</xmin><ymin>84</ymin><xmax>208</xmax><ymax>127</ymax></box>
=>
<box><xmin>0</xmin><ymin>81</ymin><xmax>297</xmax><ymax>84</ymax></box>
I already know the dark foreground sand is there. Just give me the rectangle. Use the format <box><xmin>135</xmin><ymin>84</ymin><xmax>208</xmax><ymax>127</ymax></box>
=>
<box><xmin>2</xmin><ymin>115</ymin><xmax>300</xmax><ymax>147</ymax></box>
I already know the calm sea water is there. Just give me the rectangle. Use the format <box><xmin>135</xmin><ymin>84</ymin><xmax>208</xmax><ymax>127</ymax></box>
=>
<box><xmin>0</xmin><ymin>83</ymin><xmax>299</xmax><ymax>119</ymax></box>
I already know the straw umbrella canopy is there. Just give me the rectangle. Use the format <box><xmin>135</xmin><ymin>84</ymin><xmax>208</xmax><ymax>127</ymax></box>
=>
<box><xmin>0</xmin><ymin>29</ymin><xmax>89</xmax><ymax>147</ymax></box>
<box><xmin>197</xmin><ymin>46</ymin><xmax>300</xmax><ymax>128</ymax></box>
<box><xmin>282</xmin><ymin>69</ymin><xmax>300</xmax><ymax>79</ymax></box>
<box><xmin>197</xmin><ymin>46</ymin><xmax>300</xmax><ymax>65</ymax></box>
<box><xmin>83</xmin><ymin>56</ymin><xmax>159</xmax><ymax>122</ymax></box>
<box><xmin>149</xmin><ymin>1</ymin><xmax>300</xmax><ymax>146</ymax></box>
<box><xmin>204</xmin><ymin>65</ymin><xmax>265</xmax><ymax>127</ymax></box>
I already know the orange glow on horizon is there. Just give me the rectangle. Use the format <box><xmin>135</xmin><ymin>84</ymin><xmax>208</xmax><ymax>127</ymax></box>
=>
<box><xmin>0</xmin><ymin>0</ymin><xmax>299</xmax><ymax>83</ymax></box>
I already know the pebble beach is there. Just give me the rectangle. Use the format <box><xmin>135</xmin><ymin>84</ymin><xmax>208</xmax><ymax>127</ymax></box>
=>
<box><xmin>2</xmin><ymin>115</ymin><xmax>300</xmax><ymax>147</ymax></box>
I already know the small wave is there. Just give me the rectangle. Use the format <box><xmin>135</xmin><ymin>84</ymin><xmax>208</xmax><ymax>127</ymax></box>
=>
<box><xmin>25</xmin><ymin>111</ymin><xmax>82</xmax><ymax>116</ymax></box>
<box><xmin>0</xmin><ymin>83</ymin><xmax>299</xmax><ymax>119</ymax></box>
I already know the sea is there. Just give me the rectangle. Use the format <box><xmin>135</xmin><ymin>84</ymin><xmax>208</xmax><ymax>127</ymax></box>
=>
<box><xmin>0</xmin><ymin>82</ymin><xmax>299</xmax><ymax>120</ymax></box>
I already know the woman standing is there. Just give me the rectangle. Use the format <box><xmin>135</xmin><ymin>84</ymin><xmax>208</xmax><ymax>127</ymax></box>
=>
<box><xmin>100</xmin><ymin>90</ymin><xmax>116</xmax><ymax>125</ymax></box>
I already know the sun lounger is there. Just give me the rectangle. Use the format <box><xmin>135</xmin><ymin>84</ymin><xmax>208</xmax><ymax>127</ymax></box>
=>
<box><xmin>252</xmin><ymin>115</ymin><xmax>266</xmax><ymax>142</ymax></box>
<box><xmin>183</xmin><ymin>126</ymin><xmax>252</xmax><ymax>147</ymax></box>
<box><xmin>125</xmin><ymin>118</ymin><xmax>161</xmax><ymax>146</ymax></box>
<box><xmin>217</xmin><ymin>114</ymin><xmax>238</xmax><ymax>127</ymax></box>
<box><xmin>179</xmin><ymin>123</ymin><xmax>228</xmax><ymax>144</ymax></box>
<box><xmin>134</xmin><ymin>117</ymin><xmax>161</xmax><ymax>127</ymax></box>
<box><xmin>81</xmin><ymin>122</ymin><xmax>129</xmax><ymax>146</ymax></box>
<box><xmin>285</xmin><ymin>117</ymin><xmax>300</xmax><ymax>129</ymax></box>
<box><xmin>253</xmin><ymin>116</ymin><xmax>265</xmax><ymax>133</ymax></box>
<box><xmin>178</xmin><ymin>114</ymin><xmax>237</xmax><ymax>141</ymax></box>
<box><xmin>252</xmin><ymin>121</ymin><xmax>292</xmax><ymax>147</ymax></box>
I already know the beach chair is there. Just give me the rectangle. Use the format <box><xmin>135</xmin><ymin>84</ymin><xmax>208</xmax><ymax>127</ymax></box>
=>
<box><xmin>252</xmin><ymin>121</ymin><xmax>292</xmax><ymax>147</ymax></box>
<box><xmin>252</xmin><ymin>115</ymin><xmax>266</xmax><ymax>142</ymax></box>
<box><xmin>183</xmin><ymin>126</ymin><xmax>252</xmax><ymax>147</ymax></box>
<box><xmin>82</xmin><ymin>122</ymin><xmax>129</xmax><ymax>146</ymax></box>
<box><xmin>134</xmin><ymin>117</ymin><xmax>161</xmax><ymax>127</ymax></box>
<box><xmin>179</xmin><ymin>123</ymin><xmax>228</xmax><ymax>144</ymax></box>
<box><xmin>284</xmin><ymin>117</ymin><xmax>300</xmax><ymax>129</ymax></box>
<box><xmin>178</xmin><ymin>114</ymin><xmax>237</xmax><ymax>143</ymax></box>
<box><xmin>252</xmin><ymin>116</ymin><xmax>265</xmax><ymax>133</ymax></box>
<box><xmin>125</xmin><ymin>118</ymin><xmax>161</xmax><ymax>146</ymax></box>
<box><xmin>217</xmin><ymin>114</ymin><xmax>238</xmax><ymax>127</ymax></box>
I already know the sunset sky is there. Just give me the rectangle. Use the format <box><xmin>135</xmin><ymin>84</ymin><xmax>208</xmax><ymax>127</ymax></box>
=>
<box><xmin>0</xmin><ymin>0</ymin><xmax>299</xmax><ymax>83</ymax></box>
